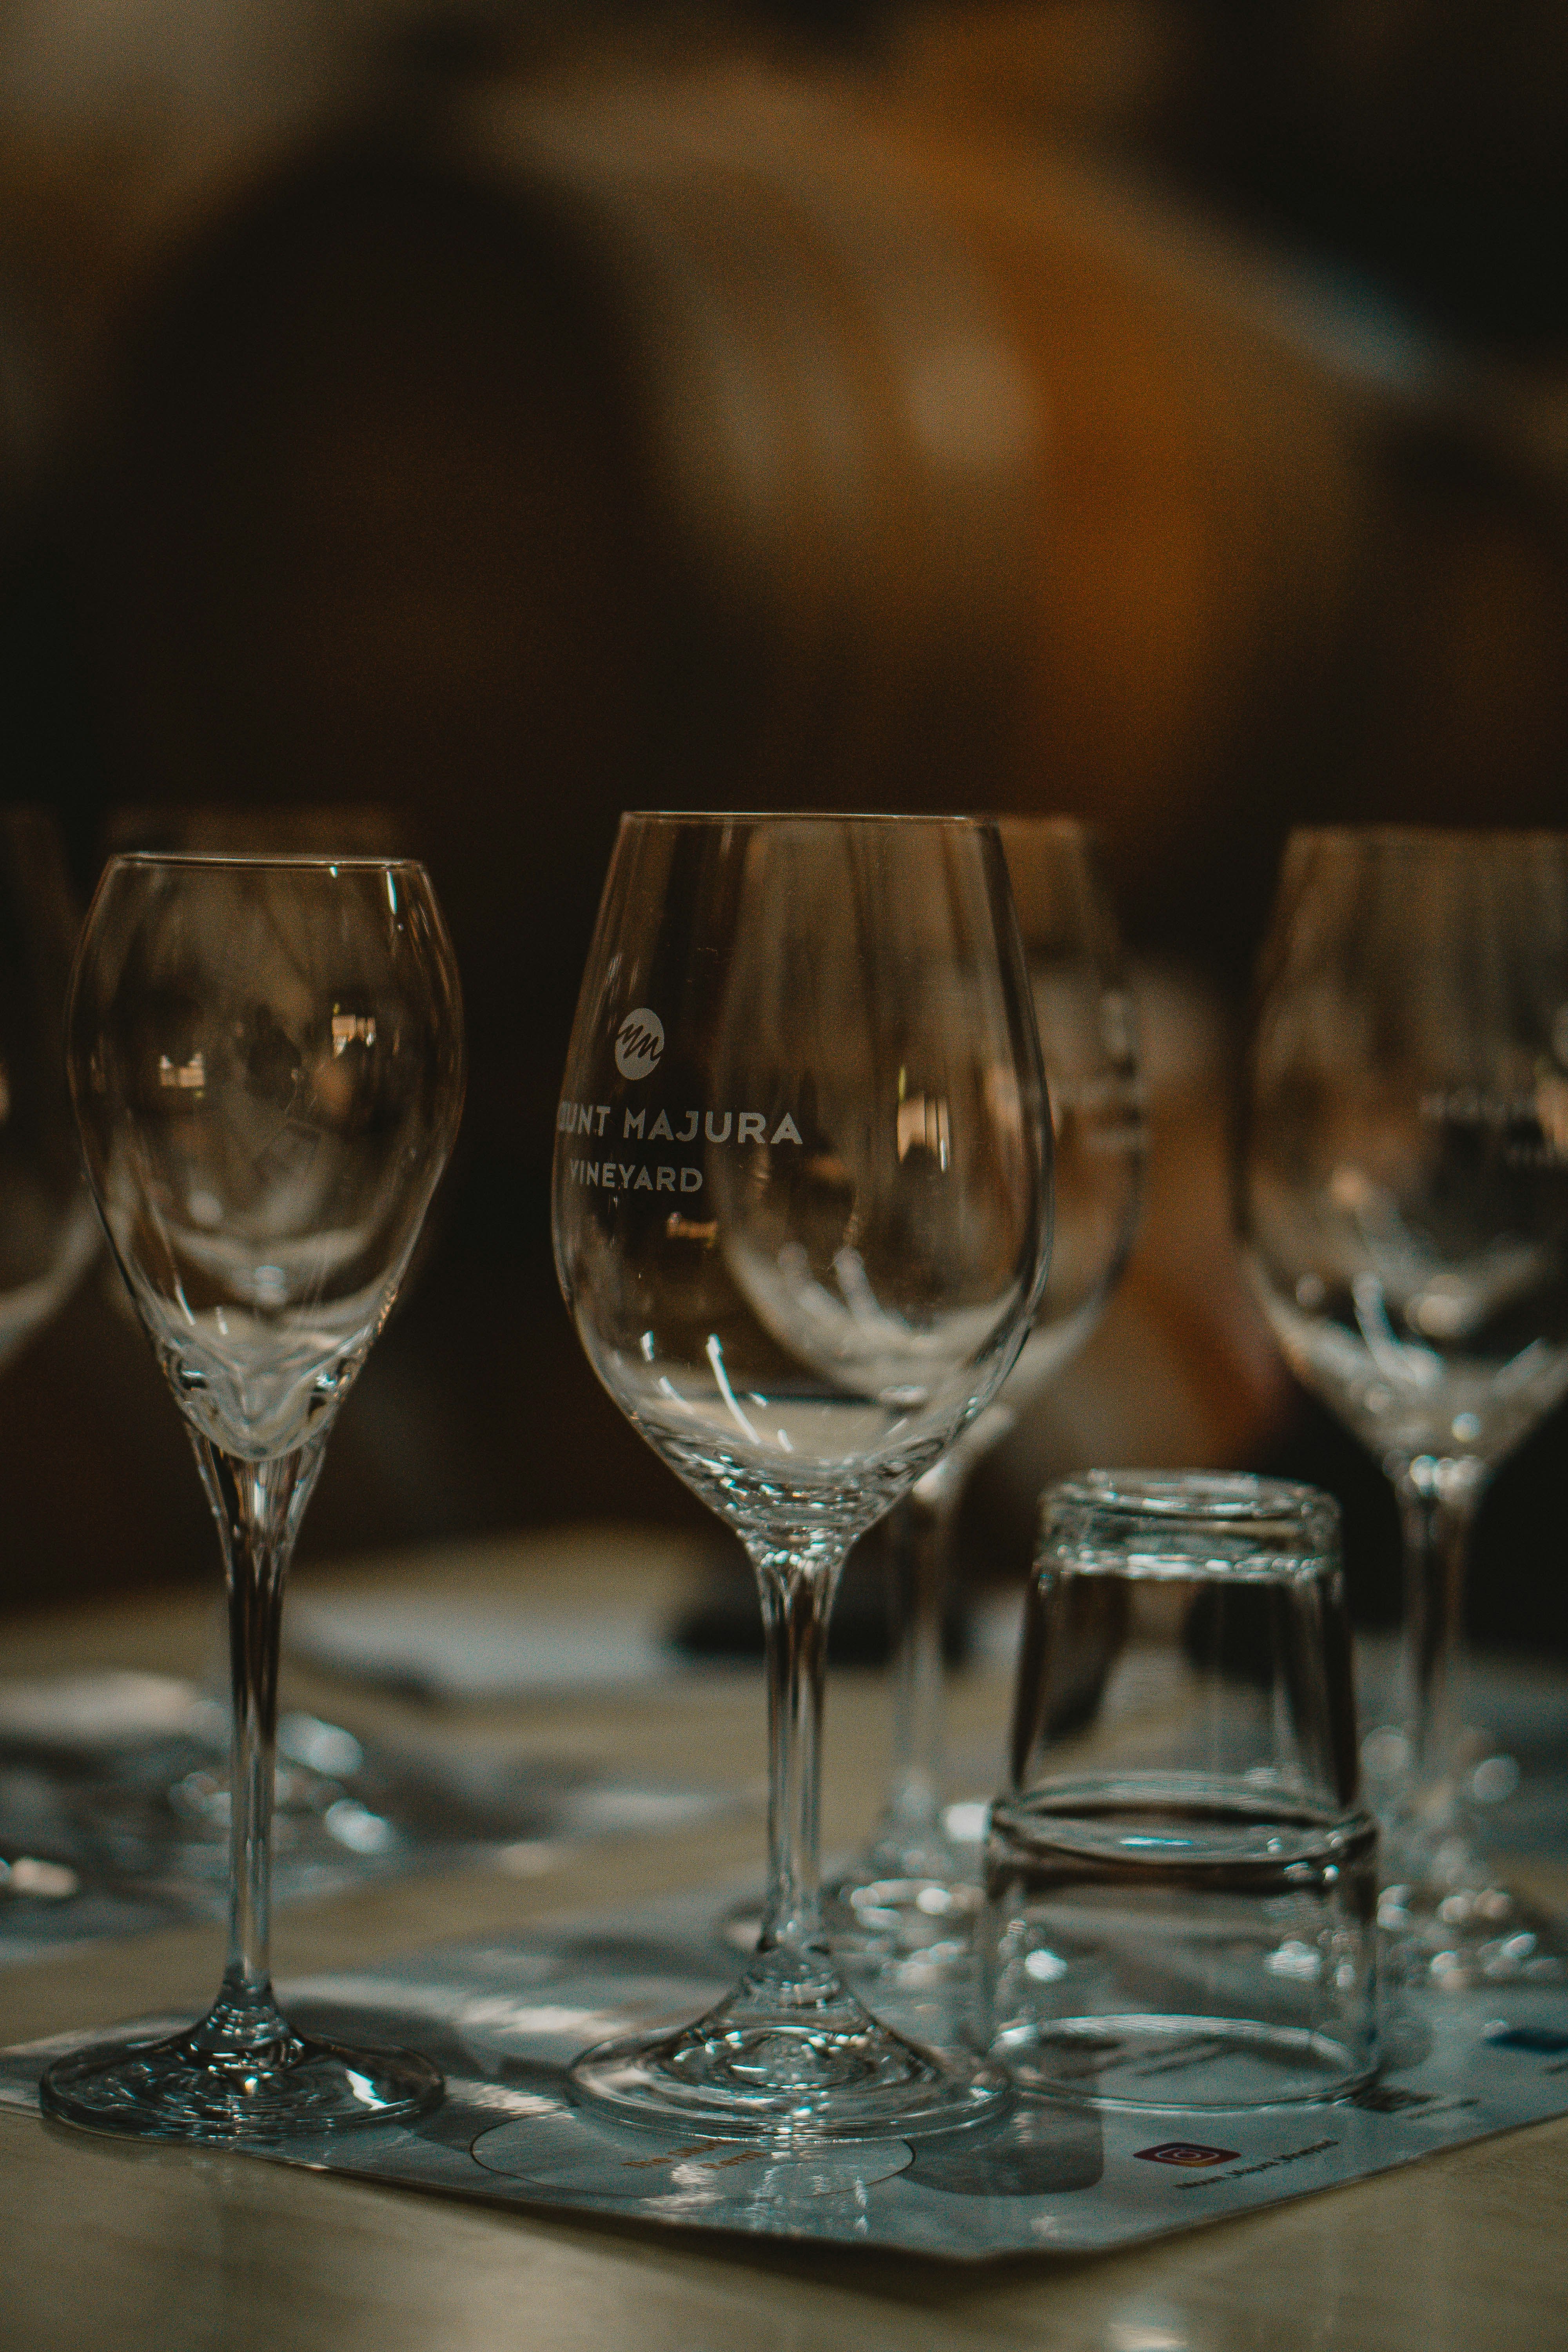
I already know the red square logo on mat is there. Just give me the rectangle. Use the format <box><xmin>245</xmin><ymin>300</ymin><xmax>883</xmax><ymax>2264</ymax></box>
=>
<box><xmin>1135</xmin><ymin>2141</ymin><xmax>1239</xmax><ymax>2168</ymax></box>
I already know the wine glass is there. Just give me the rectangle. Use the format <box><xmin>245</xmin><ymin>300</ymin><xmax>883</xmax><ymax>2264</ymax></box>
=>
<box><xmin>0</xmin><ymin>811</ymin><xmax>98</xmax><ymax>1375</ymax></box>
<box><xmin>0</xmin><ymin>809</ymin><xmax>100</xmax><ymax>1909</ymax></box>
<box><xmin>1240</xmin><ymin>826</ymin><xmax>1568</xmax><ymax>1988</ymax></box>
<box><xmin>552</xmin><ymin>812</ymin><xmax>1051</xmax><ymax>2138</ymax></box>
<box><xmin>824</xmin><ymin>818</ymin><xmax>1146</xmax><ymax>1974</ymax></box>
<box><xmin>74</xmin><ymin>804</ymin><xmax>433</xmax><ymax>1887</ymax></box>
<box><xmin>41</xmin><ymin>854</ymin><xmax>465</xmax><ymax>2138</ymax></box>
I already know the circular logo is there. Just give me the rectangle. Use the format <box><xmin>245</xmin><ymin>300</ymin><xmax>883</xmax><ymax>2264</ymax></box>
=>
<box><xmin>614</xmin><ymin>1007</ymin><xmax>664</xmax><ymax>1081</ymax></box>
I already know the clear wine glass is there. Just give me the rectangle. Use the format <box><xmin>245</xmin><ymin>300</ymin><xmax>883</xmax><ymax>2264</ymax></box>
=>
<box><xmin>41</xmin><ymin>853</ymin><xmax>465</xmax><ymax>2137</ymax></box>
<box><xmin>824</xmin><ymin>818</ymin><xmax>1146</xmax><ymax>1974</ymax></box>
<box><xmin>0</xmin><ymin>808</ymin><xmax>100</xmax><ymax>1910</ymax></box>
<box><xmin>552</xmin><ymin>812</ymin><xmax>1051</xmax><ymax>2138</ymax></box>
<box><xmin>1240</xmin><ymin>826</ymin><xmax>1568</xmax><ymax>1988</ymax></box>
<box><xmin>76</xmin><ymin>803</ymin><xmax>430</xmax><ymax>1887</ymax></box>
<box><xmin>0</xmin><ymin>809</ymin><xmax>98</xmax><ymax>1377</ymax></box>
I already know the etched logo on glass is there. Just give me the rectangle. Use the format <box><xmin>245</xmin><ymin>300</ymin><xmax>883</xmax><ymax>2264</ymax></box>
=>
<box><xmin>615</xmin><ymin>1009</ymin><xmax>664</xmax><ymax>1081</ymax></box>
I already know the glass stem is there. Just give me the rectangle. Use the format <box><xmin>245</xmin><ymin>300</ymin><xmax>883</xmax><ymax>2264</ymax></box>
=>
<box><xmin>1391</xmin><ymin>1451</ymin><xmax>1486</xmax><ymax>1844</ymax></box>
<box><xmin>751</xmin><ymin>1543</ymin><xmax>847</xmax><ymax>1966</ymax></box>
<box><xmin>190</xmin><ymin>1430</ymin><xmax>329</xmax><ymax>2046</ymax></box>
<box><xmin>884</xmin><ymin>1465</ymin><xmax>964</xmax><ymax>1846</ymax></box>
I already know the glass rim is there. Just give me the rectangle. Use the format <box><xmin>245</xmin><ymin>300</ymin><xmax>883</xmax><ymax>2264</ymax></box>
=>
<box><xmin>103</xmin><ymin>851</ymin><xmax>428</xmax><ymax>872</ymax></box>
<box><xmin>621</xmin><ymin>811</ymin><xmax>1092</xmax><ymax>836</ymax></box>
<box><xmin>1039</xmin><ymin>1469</ymin><xmax>1340</xmax><ymax>1537</ymax></box>
<box><xmin>1286</xmin><ymin>823</ymin><xmax>1568</xmax><ymax>855</ymax></box>
<box><xmin>619</xmin><ymin>809</ymin><xmax>1000</xmax><ymax>828</ymax></box>
<box><xmin>993</xmin><ymin>813</ymin><xmax>1094</xmax><ymax>844</ymax></box>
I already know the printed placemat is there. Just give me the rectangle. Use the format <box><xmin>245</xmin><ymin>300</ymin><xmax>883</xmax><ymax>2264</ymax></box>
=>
<box><xmin>4</xmin><ymin>1889</ymin><xmax>1568</xmax><ymax>2258</ymax></box>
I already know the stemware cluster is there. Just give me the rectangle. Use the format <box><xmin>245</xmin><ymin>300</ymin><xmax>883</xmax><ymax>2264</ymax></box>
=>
<box><xmin>13</xmin><ymin>806</ymin><xmax>1568</xmax><ymax>2157</ymax></box>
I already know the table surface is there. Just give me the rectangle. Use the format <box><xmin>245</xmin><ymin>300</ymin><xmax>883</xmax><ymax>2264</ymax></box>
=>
<box><xmin>3</xmin><ymin>1529</ymin><xmax>1566</xmax><ymax>2352</ymax></box>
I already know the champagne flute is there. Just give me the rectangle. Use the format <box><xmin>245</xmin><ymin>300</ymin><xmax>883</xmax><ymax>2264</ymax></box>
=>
<box><xmin>824</xmin><ymin>819</ymin><xmax>1145</xmax><ymax>1973</ymax></box>
<box><xmin>553</xmin><ymin>813</ymin><xmax>1050</xmax><ymax>2137</ymax></box>
<box><xmin>42</xmin><ymin>854</ymin><xmax>464</xmax><ymax>2138</ymax></box>
<box><xmin>1241</xmin><ymin>827</ymin><xmax>1568</xmax><ymax>1987</ymax></box>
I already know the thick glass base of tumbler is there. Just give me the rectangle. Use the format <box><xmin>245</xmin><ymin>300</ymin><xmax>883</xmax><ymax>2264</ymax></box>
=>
<box><xmin>995</xmin><ymin>2012</ymin><xmax>1373</xmax><ymax>2111</ymax></box>
<box><xmin>571</xmin><ymin>1957</ymin><xmax>1007</xmax><ymax>2141</ymax></box>
<box><xmin>40</xmin><ymin>2008</ymin><xmax>442</xmax><ymax>2143</ymax></box>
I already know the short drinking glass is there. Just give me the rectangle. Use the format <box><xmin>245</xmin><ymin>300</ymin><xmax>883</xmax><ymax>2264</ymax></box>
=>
<box><xmin>984</xmin><ymin>1473</ymin><xmax>1377</xmax><ymax>2108</ymax></box>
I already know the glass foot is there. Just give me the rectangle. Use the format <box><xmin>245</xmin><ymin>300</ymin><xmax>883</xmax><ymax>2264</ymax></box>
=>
<box><xmin>571</xmin><ymin>1951</ymin><xmax>1007</xmax><ymax>2141</ymax></box>
<box><xmin>40</xmin><ymin>2006</ymin><xmax>442</xmax><ymax>2143</ymax></box>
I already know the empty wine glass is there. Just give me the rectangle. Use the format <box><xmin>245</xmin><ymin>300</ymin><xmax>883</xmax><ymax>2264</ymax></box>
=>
<box><xmin>42</xmin><ymin>854</ymin><xmax>464</xmax><ymax>2138</ymax></box>
<box><xmin>0</xmin><ymin>808</ymin><xmax>100</xmax><ymax>1909</ymax></box>
<box><xmin>553</xmin><ymin>813</ymin><xmax>1051</xmax><ymax>2138</ymax></box>
<box><xmin>1241</xmin><ymin>827</ymin><xmax>1568</xmax><ymax>1988</ymax></box>
<box><xmin>74</xmin><ymin>803</ymin><xmax>429</xmax><ymax>1886</ymax></box>
<box><xmin>0</xmin><ymin>810</ymin><xmax>98</xmax><ymax>1376</ymax></box>
<box><xmin>824</xmin><ymin>818</ymin><xmax>1146</xmax><ymax>1977</ymax></box>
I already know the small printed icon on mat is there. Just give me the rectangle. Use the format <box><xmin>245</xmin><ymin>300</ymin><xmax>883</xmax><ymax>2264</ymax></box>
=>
<box><xmin>1134</xmin><ymin>2142</ymin><xmax>1239</xmax><ymax>2168</ymax></box>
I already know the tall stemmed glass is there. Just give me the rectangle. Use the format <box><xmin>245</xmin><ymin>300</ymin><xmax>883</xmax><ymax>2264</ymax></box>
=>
<box><xmin>553</xmin><ymin>813</ymin><xmax>1050</xmax><ymax>2137</ymax></box>
<box><xmin>42</xmin><ymin>855</ymin><xmax>464</xmax><ymax>2137</ymax></box>
<box><xmin>0</xmin><ymin>809</ymin><xmax>100</xmax><ymax>1907</ymax></box>
<box><xmin>1241</xmin><ymin>828</ymin><xmax>1568</xmax><ymax>1987</ymax></box>
<box><xmin>78</xmin><ymin>804</ymin><xmax>431</xmax><ymax>1887</ymax></box>
<box><xmin>826</xmin><ymin>818</ymin><xmax>1145</xmax><ymax>1971</ymax></box>
<box><xmin>0</xmin><ymin>810</ymin><xmax>98</xmax><ymax>1379</ymax></box>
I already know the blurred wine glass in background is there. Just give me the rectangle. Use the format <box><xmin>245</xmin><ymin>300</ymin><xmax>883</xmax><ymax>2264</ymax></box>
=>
<box><xmin>1241</xmin><ymin>826</ymin><xmax>1568</xmax><ymax>1989</ymax></box>
<box><xmin>0</xmin><ymin>810</ymin><xmax>96</xmax><ymax>1369</ymax></box>
<box><xmin>0</xmin><ymin>808</ymin><xmax>100</xmax><ymax>1907</ymax></box>
<box><xmin>820</xmin><ymin>818</ymin><xmax>1145</xmax><ymax>1984</ymax></box>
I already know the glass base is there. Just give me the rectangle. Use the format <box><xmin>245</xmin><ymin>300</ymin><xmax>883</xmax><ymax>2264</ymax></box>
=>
<box><xmin>571</xmin><ymin>1951</ymin><xmax>1007</xmax><ymax>2141</ymax></box>
<box><xmin>40</xmin><ymin>2007</ymin><xmax>442</xmax><ymax>2143</ymax></box>
<box><xmin>995</xmin><ymin>2012</ymin><xmax>1374</xmax><ymax>2110</ymax></box>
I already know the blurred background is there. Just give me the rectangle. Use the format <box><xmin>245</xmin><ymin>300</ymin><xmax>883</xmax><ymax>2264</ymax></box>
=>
<box><xmin>0</xmin><ymin>0</ymin><xmax>1564</xmax><ymax>1643</ymax></box>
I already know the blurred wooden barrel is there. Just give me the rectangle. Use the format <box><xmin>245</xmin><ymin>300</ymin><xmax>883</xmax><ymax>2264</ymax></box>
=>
<box><xmin>48</xmin><ymin>66</ymin><xmax>1390</xmax><ymax>1164</ymax></box>
<box><xmin>13</xmin><ymin>60</ymin><xmax>1564</xmax><ymax>1593</ymax></box>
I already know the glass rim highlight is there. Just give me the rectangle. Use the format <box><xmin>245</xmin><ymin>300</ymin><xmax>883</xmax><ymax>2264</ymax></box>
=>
<box><xmin>1040</xmin><ymin>1469</ymin><xmax>1341</xmax><ymax>1534</ymax></box>
<box><xmin>103</xmin><ymin>851</ymin><xmax>429</xmax><ymax>873</ymax></box>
